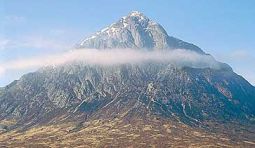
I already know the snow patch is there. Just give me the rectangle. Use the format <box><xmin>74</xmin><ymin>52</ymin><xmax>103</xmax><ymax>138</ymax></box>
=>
<box><xmin>130</xmin><ymin>11</ymin><xmax>143</xmax><ymax>17</ymax></box>
<box><xmin>101</xmin><ymin>27</ymin><xmax>109</xmax><ymax>32</ymax></box>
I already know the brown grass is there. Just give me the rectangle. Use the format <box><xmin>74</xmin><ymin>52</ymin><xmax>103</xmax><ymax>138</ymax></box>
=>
<box><xmin>0</xmin><ymin>118</ymin><xmax>254</xmax><ymax>147</ymax></box>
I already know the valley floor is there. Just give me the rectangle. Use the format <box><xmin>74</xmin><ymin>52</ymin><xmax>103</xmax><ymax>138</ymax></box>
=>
<box><xmin>0</xmin><ymin>118</ymin><xmax>254</xmax><ymax>148</ymax></box>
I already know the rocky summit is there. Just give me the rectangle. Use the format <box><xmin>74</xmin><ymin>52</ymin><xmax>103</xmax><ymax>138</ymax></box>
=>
<box><xmin>78</xmin><ymin>11</ymin><xmax>204</xmax><ymax>53</ymax></box>
<box><xmin>0</xmin><ymin>11</ymin><xmax>255</xmax><ymax>147</ymax></box>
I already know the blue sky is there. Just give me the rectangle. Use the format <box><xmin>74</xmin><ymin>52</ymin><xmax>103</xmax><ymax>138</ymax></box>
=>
<box><xmin>0</xmin><ymin>0</ymin><xmax>255</xmax><ymax>86</ymax></box>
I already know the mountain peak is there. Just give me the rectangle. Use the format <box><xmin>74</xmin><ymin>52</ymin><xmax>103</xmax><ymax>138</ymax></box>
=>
<box><xmin>121</xmin><ymin>11</ymin><xmax>151</xmax><ymax>25</ymax></box>
<box><xmin>125</xmin><ymin>11</ymin><xmax>150</xmax><ymax>21</ymax></box>
<box><xmin>78</xmin><ymin>11</ymin><xmax>204</xmax><ymax>53</ymax></box>
<box><xmin>128</xmin><ymin>11</ymin><xmax>145</xmax><ymax>17</ymax></box>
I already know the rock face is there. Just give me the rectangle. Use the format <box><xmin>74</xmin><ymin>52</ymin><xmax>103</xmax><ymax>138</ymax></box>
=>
<box><xmin>0</xmin><ymin>63</ymin><xmax>255</xmax><ymax>127</ymax></box>
<box><xmin>0</xmin><ymin>11</ymin><xmax>255</xmax><ymax>131</ymax></box>
<box><xmin>78</xmin><ymin>11</ymin><xmax>204</xmax><ymax>53</ymax></box>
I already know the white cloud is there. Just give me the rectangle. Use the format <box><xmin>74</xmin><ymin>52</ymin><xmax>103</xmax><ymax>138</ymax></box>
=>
<box><xmin>0</xmin><ymin>36</ymin><xmax>72</xmax><ymax>51</ymax></box>
<box><xmin>0</xmin><ymin>49</ymin><xmax>221</xmax><ymax>76</ymax></box>
<box><xmin>0</xmin><ymin>27</ymin><xmax>82</xmax><ymax>52</ymax></box>
<box><xmin>0</xmin><ymin>39</ymin><xmax>10</xmax><ymax>50</ymax></box>
<box><xmin>2</xmin><ymin>48</ymin><xmax>255</xmax><ymax>86</ymax></box>
<box><xmin>20</xmin><ymin>36</ymin><xmax>71</xmax><ymax>50</ymax></box>
<box><xmin>229</xmin><ymin>50</ymin><xmax>253</xmax><ymax>60</ymax></box>
<box><xmin>4</xmin><ymin>15</ymin><xmax>26</xmax><ymax>23</ymax></box>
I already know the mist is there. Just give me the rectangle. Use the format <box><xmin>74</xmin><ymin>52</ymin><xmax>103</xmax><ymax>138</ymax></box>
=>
<box><xmin>0</xmin><ymin>48</ymin><xmax>221</xmax><ymax>76</ymax></box>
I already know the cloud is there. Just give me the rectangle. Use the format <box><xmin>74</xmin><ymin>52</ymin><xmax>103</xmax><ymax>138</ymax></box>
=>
<box><xmin>20</xmin><ymin>36</ymin><xmax>72</xmax><ymax>50</ymax></box>
<box><xmin>4</xmin><ymin>15</ymin><xmax>26</xmax><ymax>24</ymax></box>
<box><xmin>225</xmin><ymin>49</ymin><xmax>255</xmax><ymax>61</ymax></box>
<box><xmin>0</xmin><ymin>49</ymin><xmax>221</xmax><ymax>76</ymax></box>
<box><xmin>0</xmin><ymin>36</ymin><xmax>72</xmax><ymax>51</ymax></box>
<box><xmin>0</xmin><ymin>39</ymin><xmax>10</xmax><ymax>50</ymax></box>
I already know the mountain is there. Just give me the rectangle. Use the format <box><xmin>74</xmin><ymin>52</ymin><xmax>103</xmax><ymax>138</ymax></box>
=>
<box><xmin>78</xmin><ymin>11</ymin><xmax>204</xmax><ymax>53</ymax></box>
<box><xmin>0</xmin><ymin>11</ymin><xmax>255</xmax><ymax>147</ymax></box>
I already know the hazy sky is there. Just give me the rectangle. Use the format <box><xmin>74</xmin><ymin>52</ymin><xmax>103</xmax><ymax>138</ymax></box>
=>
<box><xmin>0</xmin><ymin>0</ymin><xmax>255</xmax><ymax>86</ymax></box>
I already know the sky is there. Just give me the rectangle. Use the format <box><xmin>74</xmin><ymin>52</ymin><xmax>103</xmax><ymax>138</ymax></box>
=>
<box><xmin>0</xmin><ymin>0</ymin><xmax>255</xmax><ymax>86</ymax></box>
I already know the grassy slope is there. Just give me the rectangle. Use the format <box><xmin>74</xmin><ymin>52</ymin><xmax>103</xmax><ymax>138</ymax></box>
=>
<box><xmin>0</xmin><ymin>117</ymin><xmax>254</xmax><ymax>147</ymax></box>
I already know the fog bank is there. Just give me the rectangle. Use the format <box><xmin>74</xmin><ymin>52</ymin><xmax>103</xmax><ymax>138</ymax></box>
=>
<box><xmin>0</xmin><ymin>48</ymin><xmax>221</xmax><ymax>76</ymax></box>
